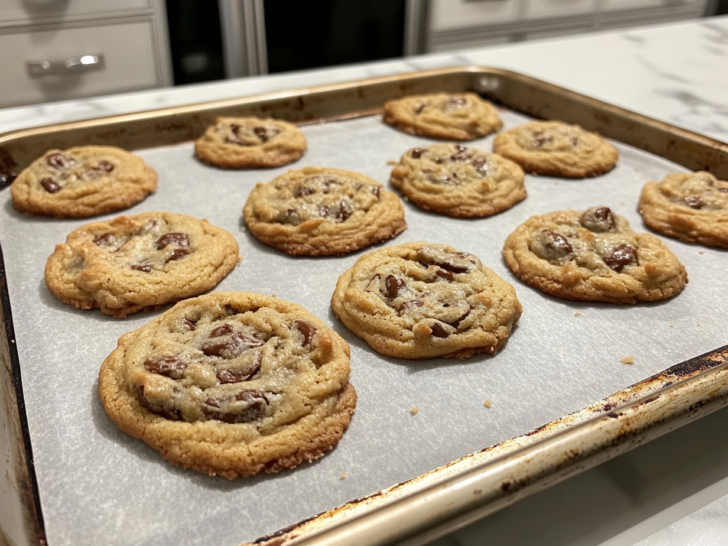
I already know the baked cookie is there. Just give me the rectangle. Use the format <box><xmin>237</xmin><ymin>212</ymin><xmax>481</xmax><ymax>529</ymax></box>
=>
<box><xmin>45</xmin><ymin>212</ymin><xmax>239</xmax><ymax>317</ymax></box>
<box><xmin>383</xmin><ymin>92</ymin><xmax>503</xmax><ymax>141</ymax></box>
<box><xmin>639</xmin><ymin>171</ymin><xmax>728</xmax><ymax>249</ymax></box>
<box><xmin>331</xmin><ymin>242</ymin><xmax>522</xmax><ymax>360</ymax></box>
<box><xmin>492</xmin><ymin>121</ymin><xmax>619</xmax><ymax>178</ymax></box>
<box><xmin>10</xmin><ymin>146</ymin><xmax>157</xmax><ymax>218</ymax></box>
<box><xmin>98</xmin><ymin>292</ymin><xmax>356</xmax><ymax>478</ymax></box>
<box><xmin>390</xmin><ymin>143</ymin><xmax>526</xmax><ymax>218</ymax></box>
<box><xmin>194</xmin><ymin>117</ymin><xmax>307</xmax><ymax>168</ymax></box>
<box><xmin>502</xmin><ymin>207</ymin><xmax>687</xmax><ymax>303</ymax></box>
<box><xmin>243</xmin><ymin>166</ymin><xmax>407</xmax><ymax>256</ymax></box>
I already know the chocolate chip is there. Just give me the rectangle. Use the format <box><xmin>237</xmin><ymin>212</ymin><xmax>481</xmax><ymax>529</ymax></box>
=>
<box><xmin>183</xmin><ymin>318</ymin><xmax>197</xmax><ymax>331</ymax></box>
<box><xmin>0</xmin><ymin>172</ymin><xmax>18</xmax><ymax>187</ymax></box>
<box><xmin>202</xmin><ymin>390</ymin><xmax>268</xmax><ymax>423</ymax></box>
<box><xmin>581</xmin><ymin>206</ymin><xmax>616</xmax><ymax>232</ymax></box>
<box><xmin>296</xmin><ymin>187</ymin><xmax>314</xmax><ymax>197</ymax></box>
<box><xmin>683</xmin><ymin>195</ymin><xmax>703</xmax><ymax>209</ymax></box>
<box><xmin>317</xmin><ymin>205</ymin><xmax>330</xmax><ymax>217</ymax></box>
<box><xmin>165</xmin><ymin>248</ymin><xmax>190</xmax><ymax>263</ymax></box>
<box><xmin>144</xmin><ymin>356</ymin><xmax>188</xmax><ymax>378</ymax></box>
<box><xmin>570</xmin><ymin>137</ymin><xmax>579</xmax><ymax>147</ymax></box>
<box><xmin>450</xmin><ymin>144</ymin><xmax>471</xmax><ymax>162</ymax></box>
<box><xmin>253</xmin><ymin>126</ymin><xmax>279</xmax><ymax>142</ymax></box>
<box><xmin>210</xmin><ymin>324</ymin><xmax>234</xmax><ymax>337</ymax></box>
<box><xmin>384</xmin><ymin>275</ymin><xmax>405</xmax><ymax>298</ymax></box>
<box><xmin>46</xmin><ymin>152</ymin><xmax>75</xmax><ymax>169</ymax></box>
<box><xmin>603</xmin><ymin>244</ymin><xmax>638</xmax><ymax>272</ymax></box>
<box><xmin>370</xmin><ymin>185</ymin><xmax>381</xmax><ymax>199</ymax></box>
<box><xmin>719</xmin><ymin>187</ymin><xmax>728</xmax><ymax>193</ymax></box>
<box><xmin>435</xmin><ymin>268</ymin><xmax>453</xmax><ymax>281</ymax></box>
<box><xmin>471</xmin><ymin>156</ymin><xmax>489</xmax><ymax>175</ymax></box>
<box><xmin>447</xmin><ymin>97</ymin><xmax>466</xmax><ymax>108</ymax></box>
<box><xmin>540</xmin><ymin>230</ymin><xmax>573</xmax><ymax>256</ymax></box>
<box><xmin>293</xmin><ymin>320</ymin><xmax>316</xmax><ymax>346</ymax></box>
<box><xmin>157</xmin><ymin>232</ymin><xmax>189</xmax><ymax>250</ymax></box>
<box><xmin>411</xmin><ymin>148</ymin><xmax>424</xmax><ymax>159</ymax></box>
<box><xmin>137</xmin><ymin>386</ymin><xmax>181</xmax><ymax>420</ymax></box>
<box><xmin>202</xmin><ymin>325</ymin><xmax>264</xmax><ymax>358</ymax></box>
<box><xmin>93</xmin><ymin>233</ymin><xmax>115</xmax><ymax>246</ymax></box>
<box><xmin>98</xmin><ymin>160</ymin><xmax>114</xmax><ymax>172</ymax></box>
<box><xmin>216</xmin><ymin>356</ymin><xmax>261</xmax><ymax>383</ymax></box>
<box><xmin>336</xmin><ymin>202</ymin><xmax>352</xmax><ymax>222</ymax></box>
<box><xmin>414</xmin><ymin>103</ymin><xmax>425</xmax><ymax>114</ymax></box>
<box><xmin>430</xmin><ymin>322</ymin><xmax>450</xmax><ymax>338</ymax></box>
<box><xmin>396</xmin><ymin>300</ymin><xmax>422</xmax><ymax>315</ymax></box>
<box><xmin>40</xmin><ymin>177</ymin><xmax>60</xmax><ymax>193</ymax></box>
<box><xmin>132</xmin><ymin>263</ymin><xmax>152</xmax><ymax>272</ymax></box>
<box><xmin>450</xmin><ymin>307</ymin><xmax>472</xmax><ymax>328</ymax></box>
<box><xmin>534</xmin><ymin>136</ymin><xmax>552</xmax><ymax>147</ymax></box>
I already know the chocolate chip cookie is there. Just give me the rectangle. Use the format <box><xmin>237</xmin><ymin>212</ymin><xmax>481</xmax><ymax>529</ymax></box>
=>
<box><xmin>639</xmin><ymin>171</ymin><xmax>728</xmax><ymax>249</ymax></box>
<box><xmin>383</xmin><ymin>92</ymin><xmax>503</xmax><ymax>141</ymax></box>
<box><xmin>492</xmin><ymin>121</ymin><xmax>619</xmax><ymax>178</ymax></box>
<box><xmin>331</xmin><ymin>242</ymin><xmax>522</xmax><ymax>360</ymax></box>
<box><xmin>195</xmin><ymin>116</ymin><xmax>307</xmax><ymax>168</ymax></box>
<box><xmin>98</xmin><ymin>292</ymin><xmax>356</xmax><ymax>478</ymax></box>
<box><xmin>502</xmin><ymin>207</ymin><xmax>688</xmax><ymax>303</ymax></box>
<box><xmin>45</xmin><ymin>212</ymin><xmax>239</xmax><ymax>317</ymax></box>
<box><xmin>10</xmin><ymin>146</ymin><xmax>157</xmax><ymax>218</ymax></box>
<box><xmin>390</xmin><ymin>143</ymin><xmax>526</xmax><ymax>218</ymax></box>
<box><xmin>243</xmin><ymin>166</ymin><xmax>407</xmax><ymax>256</ymax></box>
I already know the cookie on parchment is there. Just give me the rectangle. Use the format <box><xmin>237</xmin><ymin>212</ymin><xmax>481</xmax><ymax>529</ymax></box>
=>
<box><xmin>243</xmin><ymin>166</ymin><xmax>407</xmax><ymax>256</ymax></box>
<box><xmin>492</xmin><ymin>121</ymin><xmax>618</xmax><ymax>178</ymax></box>
<box><xmin>390</xmin><ymin>143</ymin><xmax>526</xmax><ymax>218</ymax></box>
<box><xmin>98</xmin><ymin>292</ymin><xmax>356</xmax><ymax>478</ymax></box>
<box><xmin>45</xmin><ymin>212</ymin><xmax>239</xmax><ymax>317</ymax></box>
<box><xmin>10</xmin><ymin>146</ymin><xmax>157</xmax><ymax>218</ymax></box>
<box><xmin>639</xmin><ymin>171</ymin><xmax>728</xmax><ymax>249</ymax></box>
<box><xmin>383</xmin><ymin>92</ymin><xmax>503</xmax><ymax>141</ymax></box>
<box><xmin>195</xmin><ymin>116</ymin><xmax>307</xmax><ymax>169</ymax></box>
<box><xmin>331</xmin><ymin>242</ymin><xmax>522</xmax><ymax>360</ymax></box>
<box><xmin>502</xmin><ymin>207</ymin><xmax>687</xmax><ymax>304</ymax></box>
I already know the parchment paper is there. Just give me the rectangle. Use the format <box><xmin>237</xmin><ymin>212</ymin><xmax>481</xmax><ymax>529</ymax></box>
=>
<box><xmin>1</xmin><ymin>110</ymin><xmax>726</xmax><ymax>546</ymax></box>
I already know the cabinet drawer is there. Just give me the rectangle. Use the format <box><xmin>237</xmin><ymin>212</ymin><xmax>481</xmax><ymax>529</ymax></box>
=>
<box><xmin>524</xmin><ymin>0</ymin><xmax>597</xmax><ymax>20</ymax></box>
<box><xmin>599</xmin><ymin>0</ymin><xmax>702</xmax><ymax>12</ymax></box>
<box><xmin>0</xmin><ymin>20</ymin><xmax>161</xmax><ymax>108</ymax></box>
<box><xmin>430</xmin><ymin>0</ymin><xmax>520</xmax><ymax>31</ymax></box>
<box><xmin>0</xmin><ymin>0</ymin><xmax>149</xmax><ymax>25</ymax></box>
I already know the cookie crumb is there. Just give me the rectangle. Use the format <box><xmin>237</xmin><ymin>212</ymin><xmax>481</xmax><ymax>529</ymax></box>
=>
<box><xmin>272</xmin><ymin>291</ymin><xmax>277</xmax><ymax>297</ymax></box>
<box><xmin>386</xmin><ymin>160</ymin><xmax>397</xmax><ymax>166</ymax></box>
<box><xmin>554</xmin><ymin>181</ymin><xmax>559</xmax><ymax>186</ymax></box>
<box><xmin>697</xmin><ymin>322</ymin><xmax>701</xmax><ymax>327</ymax></box>
<box><xmin>574</xmin><ymin>312</ymin><xmax>581</xmax><ymax>317</ymax></box>
<box><xmin>620</xmin><ymin>356</ymin><xmax>635</xmax><ymax>365</ymax></box>
<box><xmin>669</xmin><ymin>324</ymin><xmax>674</xmax><ymax>328</ymax></box>
<box><xmin>698</xmin><ymin>251</ymin><xmax>704</xmax><ymax>255</ymax></box>
<box><xmin>340</xmin><ymin>472</ymin><xmax>347</xmax><ymax>479</ymax></box>
<box><xmin>410</xmin><ymin>406</ymin><xmax>419</xmax><ymax>415</ymax></box>
<box><xmin>483</xmin><ymin>400</ymin><xmax>492</xmax><ymax>408</ymax></box>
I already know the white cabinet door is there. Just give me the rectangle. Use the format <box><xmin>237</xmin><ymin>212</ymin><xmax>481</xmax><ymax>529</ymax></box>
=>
<box><xmin>430</xmin><ymin>0</ymin><xmax>521</xmax><ymax>31</ymax></box>
<box><xmin>0</xmin><ymin>0</ymin><xmax>150</xmax><ymax>25</ymax></box>
<box><xmin>524</xmin><ymin>0</ymin><xmax>597</xmax><ymax>19</ymax></box>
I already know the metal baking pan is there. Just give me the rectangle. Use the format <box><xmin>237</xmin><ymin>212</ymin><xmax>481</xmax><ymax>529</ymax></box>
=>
<box><xmin>1</xmin><ymin>67</ymin><xmax>727</xmax><ymax>546</ymax></box>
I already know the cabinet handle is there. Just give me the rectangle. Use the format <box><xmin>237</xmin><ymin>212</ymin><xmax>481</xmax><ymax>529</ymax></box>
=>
<box><xmin>27</xmin><ymin>54</ymin><xmax>104</xmax><ymax>77</ymax></box>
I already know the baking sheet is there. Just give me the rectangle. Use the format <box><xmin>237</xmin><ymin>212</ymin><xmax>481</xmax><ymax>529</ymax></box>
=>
<box><xmin>0</xmin><ymin>108</ymin><xmax>726</xmax><ymax>546</ymax></box>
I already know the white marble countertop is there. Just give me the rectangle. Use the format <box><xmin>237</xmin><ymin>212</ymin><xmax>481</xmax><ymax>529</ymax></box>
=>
<box><xmin>2</xmin><ymin>15</ymin><xmax>727</xmax><ymax>546</ymax></box>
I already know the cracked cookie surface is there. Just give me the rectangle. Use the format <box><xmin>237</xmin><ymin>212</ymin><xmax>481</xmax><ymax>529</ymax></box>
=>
<box><xmin>243</xmin><ymin>166</ymin><xmax>407</xmax><ymax>256</ymax></box>
<box><xmin>639</xmin><ymin>171</ymin><xmax>728</xmax><ymax>249</ymax></box>
<box><xmin>45</xmin><ymin>211</ymin><xmax>239</xmax><ymax>317</ymax></box>
<box><xmin>195</xmin><ymin>116</ymin><xmax>307</xmax><ymax>168</ymax></box>
<box><xmin>492</xmin><ymin>121</ymin><xmax>619</xmax><ymax>178</ymax></box>
<box><xmin>98</xmin><ymin>292</ymin><xmax>356</xmax><ymax>478</ymax></box>
<box><xmin>390</xmin><ymin>143</ymin><xmax>526</xmax><ymax>218</ymax></box>
<box><xmin>383</xmin><ymin>92</ymin><xmax>503</xmax><ymax>141</ymax></box>
<box><xmin>502</xmin><ymin>207</ymin><xmax>688</xmax><ymax>303</ymax></box>
<box><xmin>331</xmin><ymin>242</ymin><xmax>522</xmax><ymax>359</ymax></box>
<box><xmin>10</xmin><ymin>146</ymin><xmax>157</xmax><ymax>218</ymax></box>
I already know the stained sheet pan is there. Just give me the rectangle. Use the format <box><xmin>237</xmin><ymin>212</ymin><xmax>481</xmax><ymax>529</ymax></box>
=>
<box><xmin>0</xmin><ymin>68</ymin><xmax>727</xmax><ymax>546</ymax></box>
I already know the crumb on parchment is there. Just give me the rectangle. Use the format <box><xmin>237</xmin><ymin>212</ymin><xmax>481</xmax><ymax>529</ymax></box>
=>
<box><xmin>272</xmin><ymin>291</ymin><xmax>277</xmax><ymax>297</ymax></box>
<box><xmin>340</xmin><ymin>472</ymin><xmax>347</xmax><ymax>479</ymax></box>
<box><xmin>410</xmin><ymin>406</ymin><xmax>419</xmax><ymax>415</ymax></box>
<box><xmin>483</xmin><ymin>400</ymin><xmax>492</xmax><ymax>409</ymax></box>
<box><xmin>574</xmin><ymin>312</ymin><xmax>581</xmax><ymax>317</ymax></box>
<box><xmin>386</xmin><ymin>160</ymin><xmax>397</xmax><ymax>166</ymax></box>
<box><xmin>620</xmin><ymin>356</ymin><xmax>635</xmax><ymax>365</ymax></box>
<box><xmin>670</xmin><ymin>324</ymin><xmax>674</xmax><ymax>328</ymax></box>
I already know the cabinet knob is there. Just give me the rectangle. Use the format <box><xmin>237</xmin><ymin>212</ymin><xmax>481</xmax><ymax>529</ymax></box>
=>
<box><xmin>27</xmin><ymin>54</ymin><xmax>104</xmax><ymax>77</ymax></box>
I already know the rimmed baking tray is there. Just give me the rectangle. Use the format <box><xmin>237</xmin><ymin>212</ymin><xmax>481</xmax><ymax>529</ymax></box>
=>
<box><xmin>0</xmin><ymin>67</ymin><xmax>727</xmax><ymax>546</ymax></box>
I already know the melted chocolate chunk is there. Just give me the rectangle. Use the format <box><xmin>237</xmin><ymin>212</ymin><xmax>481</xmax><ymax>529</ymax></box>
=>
<box><xmin>434</xmin><ymin>267</ymin><xmax>453</xmax><ymax>281</ymax></box>
<box><xmin>0</xmin><ymin>172</ymin><xmax>18</xmax><ymax>187</ymax></box>
<box><xmin>471</xmin><ymin>156</ymin><xmax>489</xmax><ymax>175</ymax></box>
<box><xmin>253</xmin><ymin>126</ymin><xmax>279</xmax><ymax>143</ymax></box>
<box><xmin>370</xmin><ymin>185</ymin><xmax>381</xmax><ymax>199</ymax></box>
<box><xmin>411</xmin><ymin>148</ymin><xmax>424</xmax><ymax>159</ymax></box>
<box><xmin>40</xmin><ymin>177</ymin><xmax>60</xmax><ymax>193</ymax></box>
<box><xmin>317</xmin><ymin>205</ymin><xmax>330</xmax><ymax>217</ymax></box>
<box><xmin>165</xmin><ymin>248</ymin><xmax>190</xmax><ymax>263</ymax></box>
<box><xmin>216</xmin><ymin>356</ymin><xmax>261</xmax><ymax>383</ymax></box>
<box><xmin>450</xmin><ymin>307</ymin><xmax>472</xmax><ymax>328</ymax></box>
<box><xmin>93</xmin><ymin>233</ymin><xmax>115</xmax><ymax>246</ymax></box>
<box><xmin>540</xmin><ymin>230</ymin><xmax>573</xmax><ymax>256</ymax></box>
<box><xmin>447</xmin><ymin>97</ymin><xmax>466</xmax><ymax>109</ymax></box>
<box><xmin>336</xmin><ymin>201</ymin><xmax>352</xmax><ymax>222</ymax></box>
<box><xmin>603</xmin><ymin>244</ymin><xmax>638</xmax><ymax>272</ymax></box>
<box><xmin>719</xmin><ymin>187</ymin><xmax>728</xmax><ymax>193</ymax></box>
<box><xmin>183</xmin><ymin>318</ymin><xmax>197</xmax><ymax>331</ymax></box>
<box><xmin>203</xmin><ymin>390</ymin><xmax>269</xmax><ymax>423</ymax></box>
<box><xmin>98</xmin><ymin>160</ymin><xmax>114</xmax><ymax>172</ymax></box>
<box><xmin>396</xmin><ymin>300</ymin><xmax>422</xmax><ymax>315</ymax></box>
<box><xmin>430</xmin><ymin>322</ymin><xmax>450</xmax><ymax>338</ymax></box>
<box><xmin>581</xmin><ymin>206</ymin><xmax>616</xmax><ymax>232</ymax></box>
<box><xmin>201</xmin><ymin>325</ymin><xmax>264</xmax><ymax>358</ymax></box>
<box><xmin>137</xmin><ymin>386</ymin><xmax>181</xmax><ymax>420</ymax></box>
<box><xmin>157</xmin><ymin>232</ymin><xmax>189</xmax><ymax>250</ymax></box>
<box><xmin>144</xmin><ymin>356</ymin><xmax>188</xmax><ymax>378</ymax></box>
<box><xmin>414</xmin><ymin>103</ymin><xmax>426</xmax><ymax>114</ymax></box>
<box><xmin>293</xmin><ymin>320</ymin><xmax>316</xmax><ymax>346</ymax></box>
<box><xmin>683</xmin><ymin>195</ymin><xmax>704</xmax><ymax>209</ymax></box>
<box><xmin>296</xmin><ymin>187</ymin><xmax>314</xmax><ymax>197</ymax></box>
<box><xmin>46</xmin><ymin>152</ymin><xmax>75</xmax><ymax>169</ymax></box>
<box><xmin>132</xmin><ymin>263</ymin><xmax>152</xmax><ymax>272</ymax></box>
<box><xmin>433</xmin><ymin>258</ymin><xmax>469</xmax><ymax>274</ymax></box>
<box><xmin>570</xmin><ymin>137</ymin><xmax>579</xmax><ymax>147</ymax></box>
<box><xmin>450</xmin><ymin>144</ymin><xmax>471</xmax><ymax>162</ymax></box>
<box><xmin>384</xmin><ymin>275</ymin><xmax>405</xmax><ymax>298</ymax></box>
